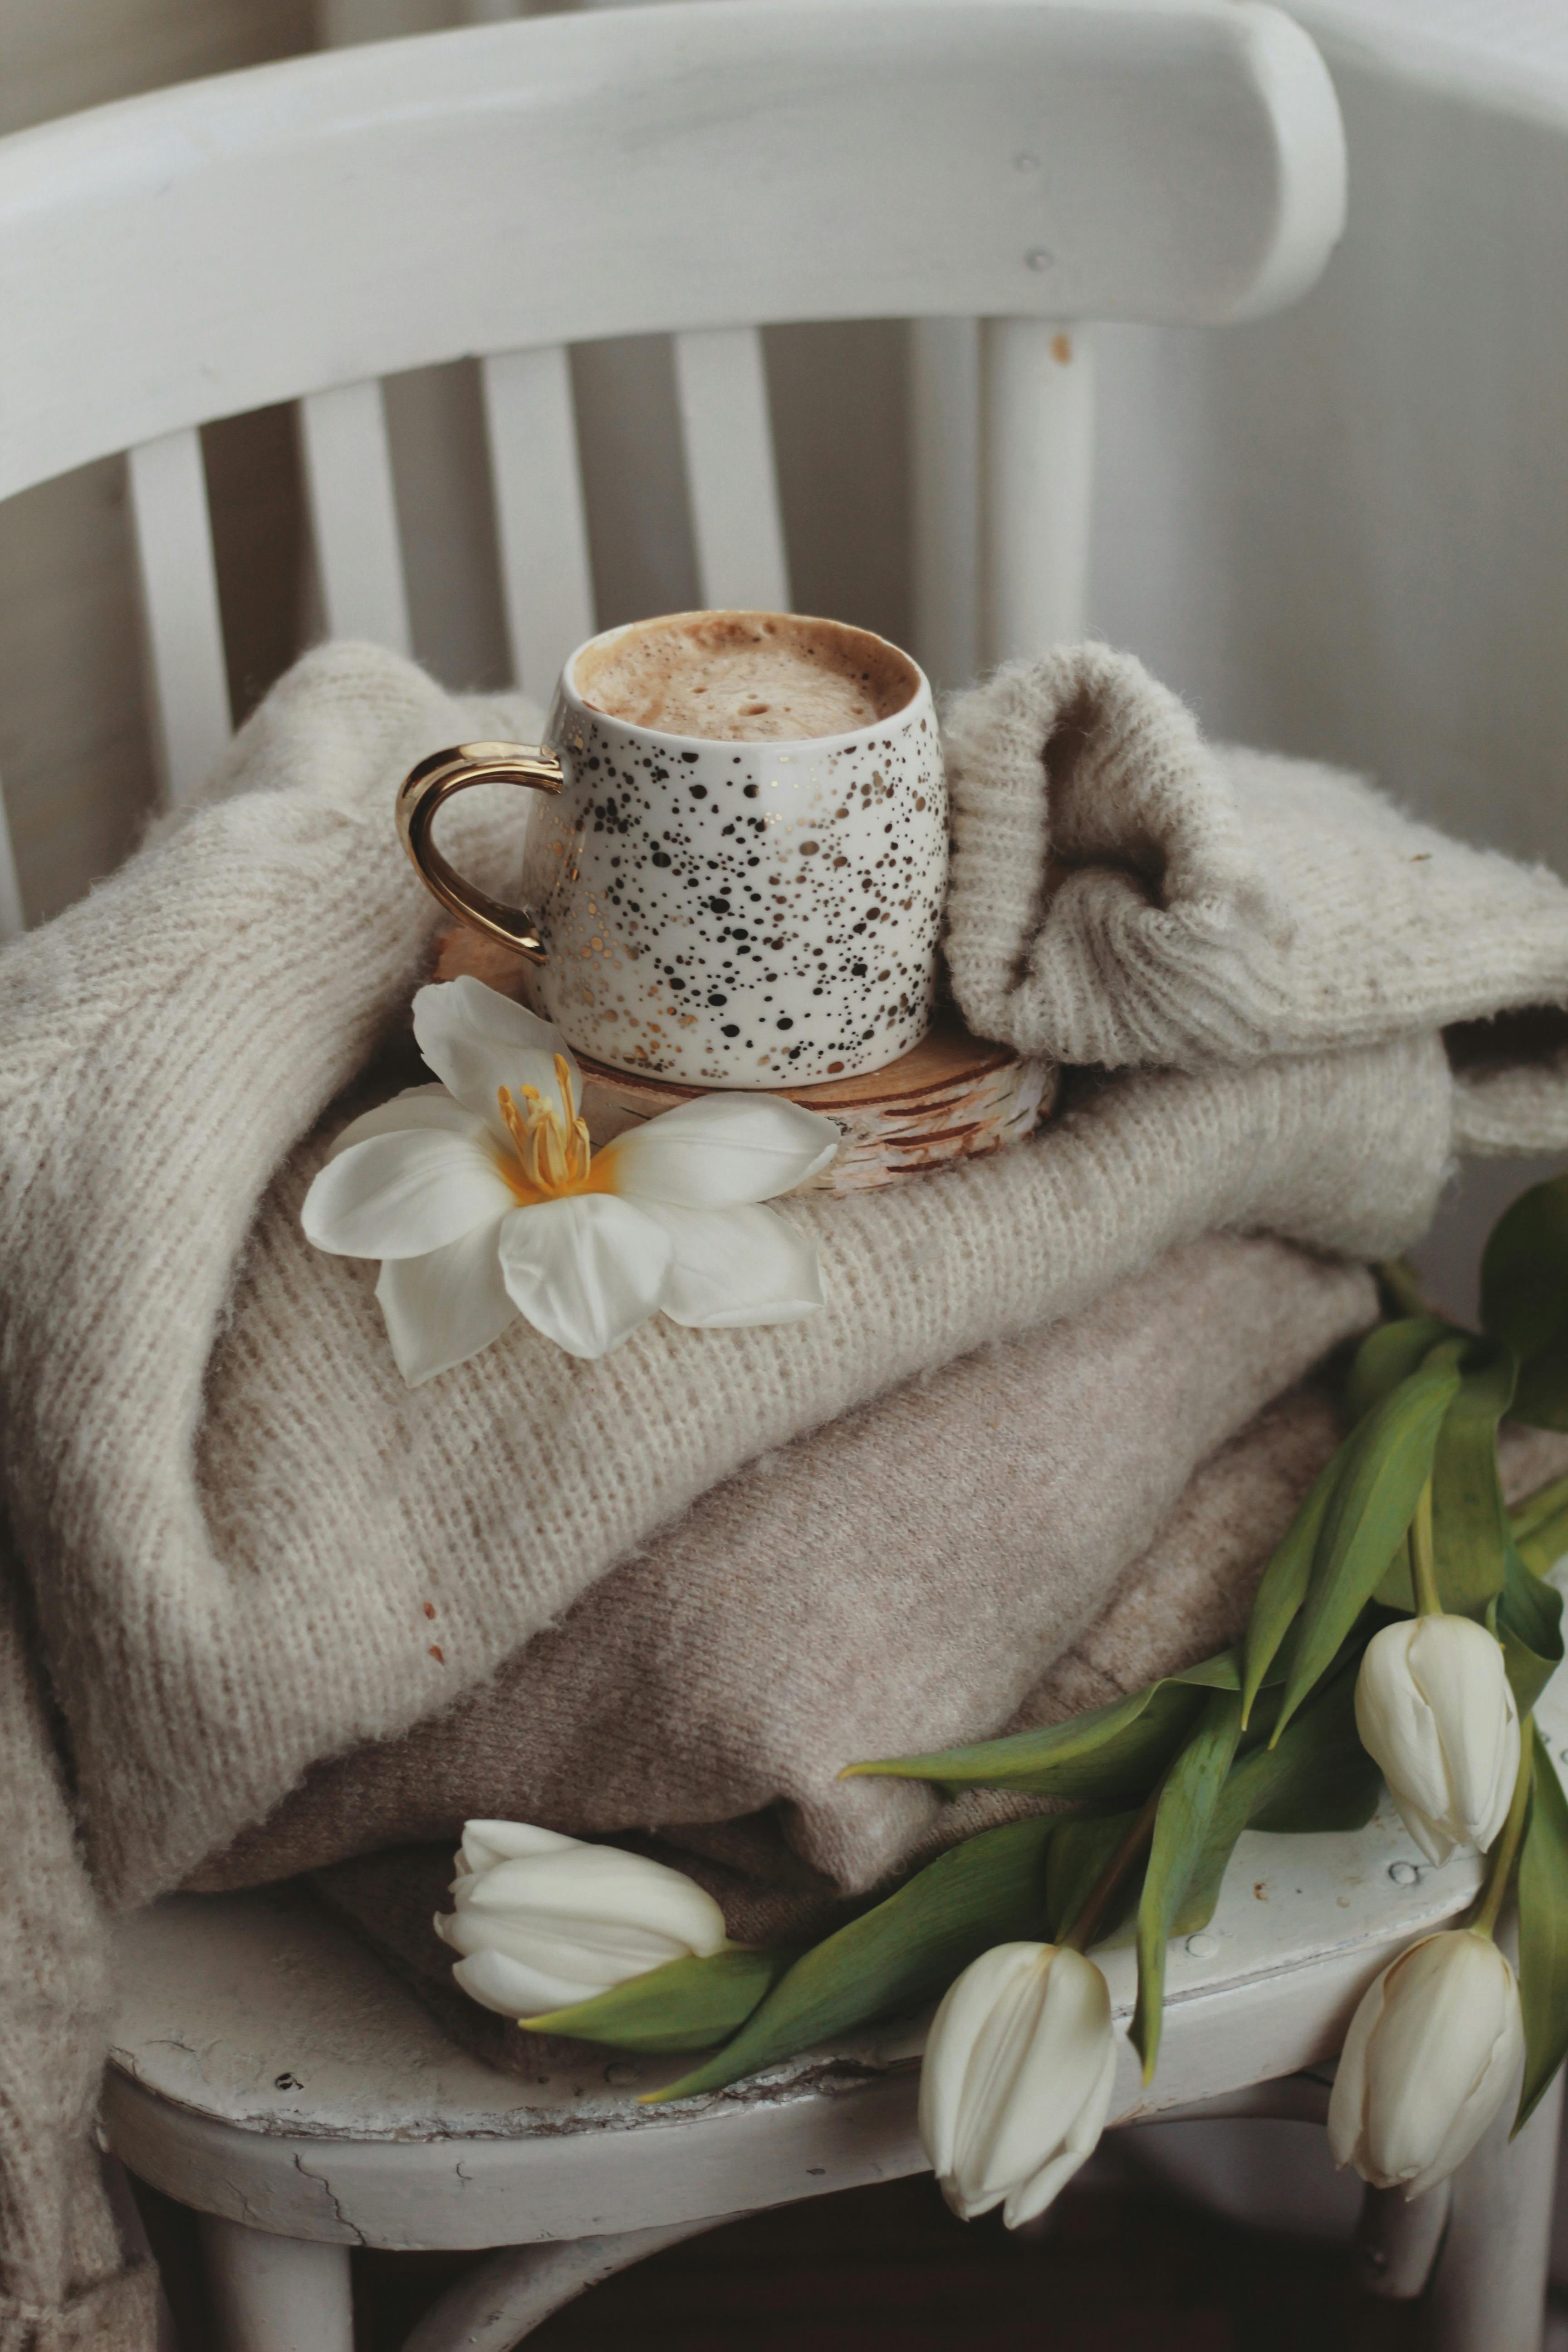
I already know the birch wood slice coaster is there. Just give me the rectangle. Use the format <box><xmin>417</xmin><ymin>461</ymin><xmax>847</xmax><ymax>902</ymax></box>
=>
<box><xmin>431</xmin><ymin>930</ymin><xmax>1059</xmax><ymax>1194</ymax></box>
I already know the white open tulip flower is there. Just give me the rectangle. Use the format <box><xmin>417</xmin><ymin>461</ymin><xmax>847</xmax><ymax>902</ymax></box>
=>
<box><xmin>1328</xmin><ymin>1928</ymin><xmax>1524</xmax><ymax>2198</ymax></box>
<box><xmin>433</xmin><ymin>1820</ymin><xmax>729</xmax><ymax>2018</ymax></box>
<box><xmin>919</xmin><ymin>1941</ymin><xmax>1118</xmax><ymax>2230</ymax></box>
<box><xmin>1354</xmin><ymin>1613</ymin><xmax>1520</xmax><ymax>1867</ymax></box>
<box><xmin>301</xmin><ymin>976</ymin><xmax>840</xmax><ymax>1379</ymax></box>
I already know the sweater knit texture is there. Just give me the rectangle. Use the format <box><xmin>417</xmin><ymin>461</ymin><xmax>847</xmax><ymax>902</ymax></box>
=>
<box><xmin>203</xmin><ymin>1231</ymin><xmax>1380</xmax><ymax>1901</ymax></box>
<box><xmin>942</xmin><ymin>642</ymin><xmax>1568</xmax><ymax>1088</ymax></box>
<box><xmin>5</xmin><ymin>637</ymin><xmax>1568</xmax><ymax>2342</ymax></box>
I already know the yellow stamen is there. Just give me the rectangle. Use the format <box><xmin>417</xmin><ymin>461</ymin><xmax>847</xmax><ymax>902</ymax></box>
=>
<box><xmin>496</xmin><ymin>1062</ymin><xmax>603</xmax><ymax>1203</ymax></box>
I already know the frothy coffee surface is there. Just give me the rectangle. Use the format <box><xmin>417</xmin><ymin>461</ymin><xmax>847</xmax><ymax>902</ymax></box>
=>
<box><xmin>575</xmin><ymin>611</ymin><xmax>916</xmax><ymax>742</ymax></box>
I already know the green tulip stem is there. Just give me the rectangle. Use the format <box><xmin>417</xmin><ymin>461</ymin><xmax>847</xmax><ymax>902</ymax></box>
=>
<box><xmin>1472</xmin><ymin>1720</ymin><xmax>1535</xmax><ymax>1945</ymax></box>
<box><xmin>1062</xmin><ymin>1783</ymin><xmax>1163</xmax><ymax>1955</ymax></box>
<box><xmin>1375</xmin><ymin>1258</ymin><xmax>1433</xmax><ymax>1319</ymax></box>
<box><xmin>1410</xmin><ymin>1479</ymin><xmax>1442</xmax><ymax>1618</ymax></box>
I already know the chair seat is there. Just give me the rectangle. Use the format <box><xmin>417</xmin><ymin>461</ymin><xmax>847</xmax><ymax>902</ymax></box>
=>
<box><xmin>103</xmin><ymin>1638</ymin><xmax>1562</xmax><ymax>2254</ymax></box>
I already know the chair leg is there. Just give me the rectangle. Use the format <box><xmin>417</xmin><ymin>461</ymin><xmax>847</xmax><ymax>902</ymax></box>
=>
<box><xmin>200</xmin><ymin>2212</ymin><xmax>354</xmax><ymax>2352</ymax></box>
<box><xmin>1354</xmin><ymin>2180</ymin><xmax>1450</xmax><ymax>2299</ymax></box>
<box><xmin>1428</xmin><ymin>2065</ymin><xmax>1565</xmax><ymax>2352</ymax></box>
<box><xmin>400</xmin><ymin>2215</ymin><xmax>730</xmax><ymax>2352</ymax></box>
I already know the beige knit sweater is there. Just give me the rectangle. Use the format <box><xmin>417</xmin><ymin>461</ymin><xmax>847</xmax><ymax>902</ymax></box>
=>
<box><xmin>5</xmin><ymin>638</ymin><xmax>1568</xmax><ymax>2345</ymax></box>
<box><xmin>203</xmin><ymin>1231</ymin><xmax>1380</xmax><ymax>1901</ymax></box>
<box><xmin>943</xmin><ymin>642</ymin><xmax>1568</xmax><ymax>1094</ymax></box>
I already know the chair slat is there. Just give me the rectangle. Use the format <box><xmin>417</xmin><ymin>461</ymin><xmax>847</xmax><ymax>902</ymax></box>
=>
<box><xmin>0</xmin><ymin>782</ymin><xmax>24</xmax><ymax>941</ymax></box>
<box><xmin>909</xmin><ymin>316</ymin><xmax>980</xmax><ymax>694</ymax></box>
<box><xmin>482</xmin><ymin>345</ymin><xmax>595</xmax><ymax>700</ymax></box>
<box><xmin>127</xmin><ymin>429</ymin><xmax>233</xmax><ymax>808</ymax></box>
<box><xmin>673</xmin><ymin>327</ymin><xmax>789</xmax><ymax>614</ymax></box>
<box><xmin>978</xmin><ymin>318</ymin><xmax>1097</xmax><ymax>667</ymax></box>
<box><xmin>299</xmin><ymin>380</ymin><xmax>412</xmax><ymax>655</ymax></box>
<box><xmin>1</xmin><ymin>5</ymin><xmax>1345</xmax><ymax>506</ymax></box>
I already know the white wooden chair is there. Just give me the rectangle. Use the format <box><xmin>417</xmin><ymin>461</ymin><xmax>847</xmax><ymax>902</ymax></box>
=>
<box><xmin>5</xmin><ymin>5</ymin><xmax>1558</xmax><ymax>2347</ymax></box>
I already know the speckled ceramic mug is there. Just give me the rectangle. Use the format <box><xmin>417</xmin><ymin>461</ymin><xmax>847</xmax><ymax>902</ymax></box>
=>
<box><xmin>398</xmin><ymin>612</ymin><xmax>948</xmax><ymax>1089</ymax></box>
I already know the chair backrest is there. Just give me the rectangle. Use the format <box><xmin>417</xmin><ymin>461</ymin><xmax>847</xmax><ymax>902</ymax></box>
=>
<box><xmin>0</xmin><ymin>0</ymin><xmax>1345</xmax><ymax>935</ymax></box>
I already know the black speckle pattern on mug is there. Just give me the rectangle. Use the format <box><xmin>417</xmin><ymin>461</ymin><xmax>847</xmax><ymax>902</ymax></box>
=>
<box><xmin>534</xmin><ymin>697</ymin><xmax>947</xmax><ymax>1086</ymax></box>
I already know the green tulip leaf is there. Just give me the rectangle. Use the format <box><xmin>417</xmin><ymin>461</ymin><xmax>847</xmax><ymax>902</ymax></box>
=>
<box><xmin>843</xmin><ymin>1682</ymin><xmax>1203</xmax><ymax>1801</ymax></box>
<box><xmin>1275</xmin><ymin>1357</ymin><xmax>1463</xmax><ymax>1740</ymax></box>
<box><xmin>1374</xmin><ymin>1259</ymin><xmax>1436</xmax><ymax>1321</ymax></box>
<box><xmin>1245</xmin><ymin>1695</ymin><xmax>1383</xmax><ymax>1836</ymax></box>
<box><xmin>1512</xmin><ymin>1338</ymin><xmax>1568</xmax><ymax>1433</ymax></box>
<box><xmin>1240</xmin><ymin>1451</ymin><xmax>1343</xmax><ymax>1725</ymax></box>
<box><xmin>1510</xmin><ymin>1473</ymin><xmax>1568</xmax><ymax>1577</ymax></box>
<box><xmin>517</xmin><ymin>1945</ymin><xmax>797</xmax><ymax>2053</ymax></box>
<box><xmin>1171</xmin><ymin>1658</ymin><xmax>1376</xmax><ymax>1941</ymax></box>
<box><xmin>1517</xmin><ymin>1726</ymin><xmax>1568</xmax><ymax>2134</ymax></box>
<box><xmin>1372</xmin><ymin>1530</ymin><xmax>1415</xmax><ymax>1613</ymax></box>
<box><xmin>643</xmin><ymin>1815</ymin><xmax>1056</xmax><ymax>2105</ymax></box>
<box><xmin>1481</xmin><ymin>1174</ymin><xmax>1568</xmax><ymax>1365</ymax></box>
<box><xmin>1430</xmin><ymin>1350</ymin><xmax>1517</xmax><ymax>1619</ymax></box>
<box><xmin>846</xmin><ymin>1648</ymin><xmax>1272</xmax><ymax>1801</ymax></box>
<box><xmin>1245</xmin><ymin>1757</ymin><xmax>1383</xmax><ymax>1837</ymax></box>
<box><xmin>1344</xmin><ymin>1314</ymin><xmax>1455</xmax><ymax>1425</ymax></box>
<box><xmin>1173</xmin><ymin>1652</ymin><xmax>1251</xmax><ymax>1691</ymax></box>
<box><xmin>1132</xmin><ymin>1689</ymin><xmax>1243</xmax><ymax>2082</ymax></box>
<box><xmin>1495</xmin><ymin>1539</ymin><xmax>1565</xmax><ymax>1717</ymax></box>
<box><xmin>1047</xmin><ymin>1809</ymin><xmax>1144</xmax><ymax>1948</ymax></box>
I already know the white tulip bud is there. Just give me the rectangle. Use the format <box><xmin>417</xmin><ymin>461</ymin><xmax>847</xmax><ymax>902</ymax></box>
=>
<box><xmin>1354</xmin><ymin>1614</ymin><xmax>1520</xmax><ymax>1867</ymax></box>
<box><xmin>919</xmin><ymin>1941</ymin><xmax>1118</xmax><ymax>2230</ymax></box>
<box><xmin>433</xmin><ymin>1820</ymin><xmax>728</xmax><ymax>2018</ymax></box>
<box><xmin>1328</xmin><ymin>1929</ymin><xmax>1524</xmax><ymax>2198</ymax></box>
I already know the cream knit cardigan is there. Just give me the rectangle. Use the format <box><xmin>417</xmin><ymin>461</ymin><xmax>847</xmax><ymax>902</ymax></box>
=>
<box><xmin>5</xmin><ymin>638</ymin><xmax>1568</xmax><ymax>2346</ymax></box>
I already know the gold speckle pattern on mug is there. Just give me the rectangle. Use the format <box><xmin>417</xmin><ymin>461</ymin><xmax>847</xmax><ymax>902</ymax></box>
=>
<box><xmin>534</xmin><ymin>676</ymin><xmax>948</xmax><ymax>1088</ymax></box>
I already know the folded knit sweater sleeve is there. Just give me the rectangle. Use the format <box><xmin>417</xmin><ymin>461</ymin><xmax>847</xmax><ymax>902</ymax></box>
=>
<box><xmin>941</xmin><ymin>642</ymin><xmax>1568</xmax><ymax>1100</ymax></box>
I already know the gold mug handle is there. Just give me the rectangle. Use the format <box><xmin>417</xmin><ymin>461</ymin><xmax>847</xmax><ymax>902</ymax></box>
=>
<box><xmin>397</xmin><ymin>740</ymin><xmax>565</xmax><ymax>965</ymax></box>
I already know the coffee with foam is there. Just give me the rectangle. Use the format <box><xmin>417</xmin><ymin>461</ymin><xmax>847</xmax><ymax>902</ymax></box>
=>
<box><xmin>573</xmin><ymin>610</ymin><xmax>917</xmax><ymax>743</ymax></box>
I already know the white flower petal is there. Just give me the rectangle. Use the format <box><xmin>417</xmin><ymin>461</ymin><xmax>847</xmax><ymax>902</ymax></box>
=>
<box><xmin>1328</xmin><ymin>1930</ymin><xmax>1524</xmax><ymax>2195</ymax></box>
<box><xmin>973</xmin><ymin>1945</ymin><xmax>1111</xmax><ymax>2206</ymax></box>
<box><xmin>1356</xmin><ymin>1615</ymin><xmax>1521</xmax><ymax>1862</ymax></box>
<box><xmin>302</xmin><ymin>1126</ymin><xmax>517</xmax><ymax>1259</ymax></box>
<box><xmin>938</xmin><ymin>2176</ymin><xmax>1007</xmax><ymax>2224</ymax></box>
<box><xmin>1407</xmin><ymin>1616</ymin><xmax>1520</xmax><ymax>1853</ymax></box>
<box><xmin>919</xmin><ymin>1941</ymin><xmax>1115</xmax><ymax>2232</ymax></box>
<box><xmin>436</xmin><ymin>1823</ymin><xmax>728</xmax><ymax>2021</ymax></box>
<box><xmin>459</xmin><ymin>1821</ymin><xmax>578</xmax><ymax>1876</ymax></box>
<box><xmin>375</xmin><ymin>1225</ymin><xmax>516</xmax><ymax>1385</ymax></box>
<box><xmin>920</xmin><ymin>1948</ymin><xmax>1024</xmax><ymax>2186</ymax></box>
<box><xmin>414</xmin><ymin>976</ymin><xmax>582</xmax><ymax>1141</ymax></box>
<box><xmin>1405</xmin><ymin>1999</ymin><xmax>1524</xmax><ymax>2198</ymax></box>
<box><xmin>636</xmin><ymin>1201</ymin><xmax>823</xmax><ymax>1329</ymax></box>
<box><xmin>1001</xmin><ymin>2146</ymin><xmax>1088</xmax><ymax>2230</ymax></box>
<box><xmin>1357</xmin><ymin>1622</ymin><xmax>1451</xmax><ymax>1820</ymax></box>
<box><xmin>441</xmin><ymin>1905</ymin><xmax>683</xmax><ymax>1988</ymax></box>
<box><xmin>449</xmin><ymin>1944</ymin><xmax>601</xmax><ymax>2019</ymax></box>
<box><xmin>1395</xmin><ymin>1800</ymin><xmax>1460</xmax><ymax>1871</ymax></box>
<box><xmin>325</xmin><ymin>1085</ymin><xmax>473</xmax><ymax>1164</ymax></box>
<box><xmin>597</xmin><ymin>1092</ymin><xmax>840</xmax><ymax>1207</ymax></box>
<box><xmin>458</xmin><ymin>1846</ymin><xmax>726</xmax><ymax>1953</ymax></box>
<box><xmin>1372</xmin><ymin>1935</ymin><xmax>1520</xmax><ymax>2193</ymax></box>
<box><xmin>951</xmin><ymin>1957</ymin><xmax>1056</xmax><ymax>2199</ymax></box>
<box><xmin>496</xmin><ymin>1195</ymin><xmax>672</xmax><ymax>1360</ymax></box>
